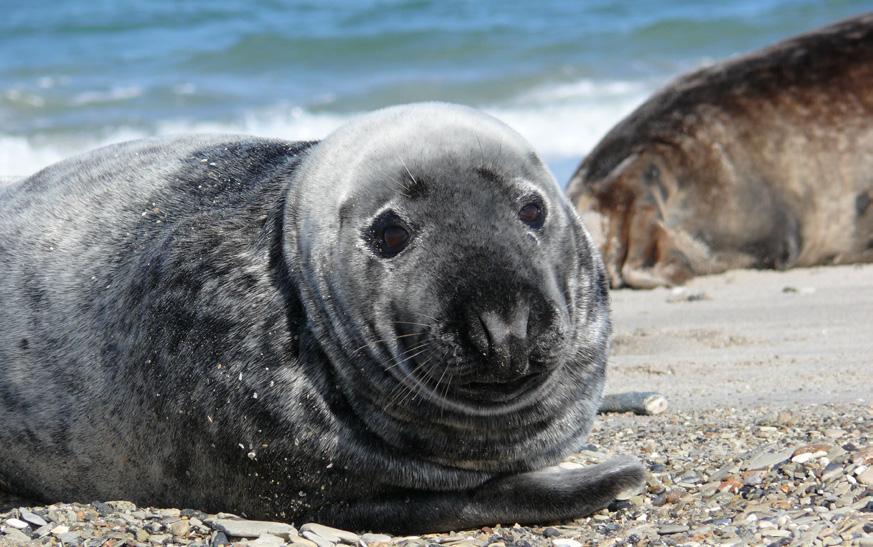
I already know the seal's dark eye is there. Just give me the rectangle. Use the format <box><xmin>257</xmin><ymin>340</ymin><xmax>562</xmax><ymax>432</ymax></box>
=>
<box><xmin>367</xmin><ymin>210</ymin><xmax>412</xmax><ymax>258</ymax></box>
<box><xmin>381</xmin><ymin>225</ymin><xmax>409</xmax><ymax>253</ymax></box>
<box><xmin>518</xmin><ymin>202</ymin><xmax>545</xmax><ymax>228</ymax></box>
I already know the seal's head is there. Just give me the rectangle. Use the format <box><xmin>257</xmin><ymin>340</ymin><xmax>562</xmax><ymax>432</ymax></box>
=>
<box><xmin>567</xmin><ymin>141</ymin><xmax>706</xmax><ymax>289</ymax></box>
<box><xmin>286</xmin><ymin>103</ymin><xmax>609</xmax><ymax>473</ymax></box>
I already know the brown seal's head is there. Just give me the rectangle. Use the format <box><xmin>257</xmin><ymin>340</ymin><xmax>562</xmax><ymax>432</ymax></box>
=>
<box><xmin>567</xmin><ymin>137</ymin><xmax>712</xmax><ymax>289</ymax></box>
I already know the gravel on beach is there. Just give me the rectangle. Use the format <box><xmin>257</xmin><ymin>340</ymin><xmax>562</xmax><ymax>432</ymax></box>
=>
<box><xmin>2</xmin><ymin>403</ymin><xmax>870</xmax><ymax>546</ymax></box>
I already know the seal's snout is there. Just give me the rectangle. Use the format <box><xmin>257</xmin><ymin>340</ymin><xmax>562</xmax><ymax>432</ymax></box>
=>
<box><xmin>471</xmin><ymin>306</ymin><xmax>530</xmax><ymax>380</ymax></box>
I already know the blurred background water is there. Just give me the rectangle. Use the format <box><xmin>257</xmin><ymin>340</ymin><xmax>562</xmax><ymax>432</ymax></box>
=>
<box><xmin>1</xmin><ymin>0</ymin><xmax>869</xmax><ymax>184</ymax></box>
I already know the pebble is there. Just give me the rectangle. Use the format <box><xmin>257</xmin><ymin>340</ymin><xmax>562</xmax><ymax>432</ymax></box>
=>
<box><xmin>300</xmin><ymin>522</ymin><xmax>360</xmax><ymax>544</ymax></box>
<box><xmin>244</xmin><ymin>534</ymin><xmax>287</xmax><ymax>546</ymax></box>
<box><xmin>302</xmin><ymin>530</ymin><xmax>336</xmax><ymax>547</ymax></box>
<box><xmin>4</xmin><ymin>518</ymin><xmax>28</xmax><ymax>529</ymax></box>
<box><xmin>170</xmin><ymin>519</ymin><xmax>191</xmax><ymax>537</ymax></box>
<box><xmin>1</xmin><ymin>528</ymin><xmax>31</xmax><ymax>543</ymax></box>
<box><xmin>541</xmin><ymin>527</ymin><xmax>560</xmax><ymax>537</ymax></box>
<box><xmin>18</xmin><ymin>509</ymin><xmax>47</xmax><ymax>527</ymax></box>
<box><xmin>551</xmin><ymin>539</ymin><xmax>582</xmax><ymax>547</ymax></box>
<box><xmin>105</xmin><ymin>500</ymin><xmax>136</xmax><ymax>512</ymax></box>
<box><xmin>742</xmin><ymin>445</ymin><xmax>794</xmax><ymax>470</ymax></box>
<box><xmin>360</xmin><ymin>532</ymin><xmax>392</xmax><ymax>543</ymax></box>
<box><xmin>58</xmin><ymin>531</ymin><xmax>82</xmax><ymax>544</ymax></box>
<box><xmin>658</xmin><ymin>524</ymin><xmax>690</xmax><ymax>535</ymax></box>
<box><xmin>208</xmin><ymin>518</ymin><xmax>297</xmax><ymax>539</ymax></box>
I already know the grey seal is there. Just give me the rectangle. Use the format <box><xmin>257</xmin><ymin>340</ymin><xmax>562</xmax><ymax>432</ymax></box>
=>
<box><xmin>567</xmin><ymin>13</ymin><xmax>873</xmax><ymax>288</ymax></box>
<box><xmin>0</xmin><ymin>103</ymin><xmax>642</xmax><ymax>533</ymax></box>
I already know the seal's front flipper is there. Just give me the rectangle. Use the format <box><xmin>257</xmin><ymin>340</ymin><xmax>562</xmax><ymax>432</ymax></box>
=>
<box><xmin>321</xmin><ymin>456</ymin><xmax>645</xmax><ymax>534</ymax></box>
<box><xmin>461</xmin><ymin>456</ymin><xmax>645</xmax><ymax>530</ymax></box>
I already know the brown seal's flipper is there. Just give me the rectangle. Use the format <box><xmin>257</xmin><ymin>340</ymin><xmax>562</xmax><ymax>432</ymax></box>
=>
<box><xmin>314</xmin><ymin>457</ymin><xmax>645</xmax><ymax>534</ymax></box>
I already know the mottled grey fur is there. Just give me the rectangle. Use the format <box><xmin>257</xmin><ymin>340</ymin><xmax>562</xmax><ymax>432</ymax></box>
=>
<box><xmin>0</xmin><ymin>103</ymin><xmax>641</xmax><ymax>533</ymax></box>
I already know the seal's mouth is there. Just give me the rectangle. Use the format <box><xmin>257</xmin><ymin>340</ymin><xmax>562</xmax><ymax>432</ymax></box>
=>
<box><xmin>449</xmin><ymin>370</ymin><xmax>544</xmax><ymax>404</ymax></box>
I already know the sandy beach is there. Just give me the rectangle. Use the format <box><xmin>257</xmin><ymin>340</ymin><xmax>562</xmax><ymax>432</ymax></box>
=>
<box><xmin>607</xmin><ymin>263</ymin><xmax>873</xmax><ymax>411</ymax></box>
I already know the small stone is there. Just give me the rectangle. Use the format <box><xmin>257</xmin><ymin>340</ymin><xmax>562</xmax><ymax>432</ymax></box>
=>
<box><xmin>607</xmin><ymin>499</ymin><xmax>633</xmax><ymax>512</ymax></box>
<box><xmin>360</xmin><ymin>533</ymin><xmax>392</xmax><ymax>543</ymax></box>
<box><xmin>91</xmin><ymin>501</ymin><xmax>113</xmax><ymax>515</ymax></box>
<box><xmin>33</xmin><ymin>525</ymin><xmax>52</xmax><ymax>538</ymax></box>
<box><xmin>136</xmin><ymin>529</ymin><xmax>151</xmax><ymax>542</ymax></box>
<box><xmin>657</xmin><ymin>524</ymin><xmax>689</xmax><ymax>535</ymax></box>
<box><xmin>856</xmin><ymin>445</ymin><xmax>873</xmax><ymax>464</ymax></box>
<box><xmin>208</xmin><ymin>518</ymin><xmax>297</xmax><ymax>540</ymax></box>
<box><xmin>2</xmin><ymin>528</ymin><xmax>31</xmax><ymax>543</ymax></box>
<box><xmin>170</xmin><ymin>519</ymin><xmax>191</xmax><ymax>537</ymax></box>
<box><xmin>300</xmin><ymin>522</ymin><xmax>359</xmax><ymax>544</ymax></box>
<box><xmin>760</xmin><ymin>529</ymin><xmax>791</xmax><ymax>538</ymax></box>
<box><xmin>51</xmin><ymin>524</ymin><xmax>70</xmax><ymax>535</ymax></box>
<box><xmin>741</xmin><ymin>470</ymin><xmax>766</xmax><ymax>486</ymax></box>
<box><xmin>552</xmin><ymin>539</ymin><xmax>582</xmax><ymax>547</ymax></box>
<box><xmin>106</xmin><ymin>500</ymin><xmax>137</xmax><ymax>512</ymax></box>
<box><xmin>58</xmin><ymin>531</ymin><xmax>82</xmax><ymax>545</ymax></box>
<box><xmin>743</xmin><ymin>446</ymin><xmax>794</xmax><ymax>470</ymax></box>
<box><xmin>775</xmin><ymin>411</ymin><xmax>795</xmax><ymax>426</ymax></box>
<box><xmin>858</xmin><ymin>466</ymin><xmax>873</xmax><ymax>485</ymax></box>
<box><xmin>288</xmin><ymin>537</ymin><xmax>319</xmax><ymax>547</ymax></box>
<box><xmin>718</xmin><ymin>476</ymin><xmax>743</xmax><ymax>493</ymax></box>
<box><xmin>542</xmin><ymin>527</ymin><xmax>560</xmax><ymax>538</ymax></box>
<box><xmin>793</xmin><ymin>443</ymin><xmax>832</xmax><ymax>458</ymax></box>
<box><xmin>18</xmin><ymin>509</ymin><xmax>47</xmax><ymax>527</ymax></box>
<box><xmin>4</xmin><ymin>518</ymin><xmax>28</xmax><ymax>530</ymax></box>
<box><xmin>211</xmin><ymin>531</ymin><xmax>230</xmax><ymax>546</ymax></box>
<box><xmin>302</xmin><ymin>530</ymin><xmax>336</xmax><ymax>547</ymax></box>
<box><xmin>822</xmin><ymin>462</ymin><xmax>844</xmax><ymax>481</ymax></box>
<box><xmin>792</xmin><ymin>452</ymin><xmax>817</xmax><ymax>464</ymax></box>
<box><xmin>149</xmin><ymin>533</ymin><xmax>171</xmax><ymax>544</ymax></box>
<box><xmin>159</xmin><ymin>508</ymin><xmax>182</xmax><ymax>518</ymax></box>
<box><xmin>244</xmin><ymin>534</ymin><xmax>287</xmax><ymax>546</ymax></box>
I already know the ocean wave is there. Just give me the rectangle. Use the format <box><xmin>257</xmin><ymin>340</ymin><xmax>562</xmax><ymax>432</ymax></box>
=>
<box><xmin>0</xmin><ymin>78</ymin><xmax>651</xmax><ymax>185</ymax></box>
<box><xmin>72</xmin><ymin>85</ymin><xmax>144</xmax><ymax>106</ymax></box>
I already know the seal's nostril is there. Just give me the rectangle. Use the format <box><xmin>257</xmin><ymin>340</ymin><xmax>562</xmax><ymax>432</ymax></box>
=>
<box><xmin>464</xmin><ymin>308</ymin><xmax>490</xmax><ymax>356</ymax></box>
<box><xmin>480</xmin><ymin>311</ymin><xmax>511</xmax><ymax>350</ymax></box>
<box><xmin>476</xmin><ymin>308</ymin><xmax>531</xmax><ymax>375</ymax></box>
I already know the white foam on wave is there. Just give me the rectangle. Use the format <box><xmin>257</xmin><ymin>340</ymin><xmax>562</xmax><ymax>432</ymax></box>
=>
<box><xmin>0</xmin><ymin>78</ymin><xmax>653</xmax><ymax>185</ymax></box>
<box><xmin>72</xmin><ymin>85</ymin><xmax>144</xmax><ymax>106</ymax></box>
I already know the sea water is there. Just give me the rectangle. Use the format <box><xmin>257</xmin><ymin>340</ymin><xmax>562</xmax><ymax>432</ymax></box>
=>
<box><xmin>1</xmin><ymin>0</ymin><xmax>868</xmax><ymax>184</ymax></box>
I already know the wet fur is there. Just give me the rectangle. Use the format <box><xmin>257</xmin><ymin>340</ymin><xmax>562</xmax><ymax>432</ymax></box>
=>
<box><xmin>0</xmin><ymin>104</ymin><xmax>640</xmax><ymax>533</ymax></box>
<box><xmin>567</xmin><ymin>13</ymin><xmax>873</xmax><ymax>288</ymax></box>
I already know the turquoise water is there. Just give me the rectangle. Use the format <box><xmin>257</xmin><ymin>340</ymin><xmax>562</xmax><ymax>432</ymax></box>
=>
<box><xmin>1</xmin><ymin>1</ymin><xmax>869</xmax><ymax>182</ymax></box>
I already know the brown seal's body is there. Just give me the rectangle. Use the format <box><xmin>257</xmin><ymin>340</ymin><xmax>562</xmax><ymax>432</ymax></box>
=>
<box><xmin>567</xmin><ymin>13</ymin><xmax>873</xmax><ymax>288</ymax></box>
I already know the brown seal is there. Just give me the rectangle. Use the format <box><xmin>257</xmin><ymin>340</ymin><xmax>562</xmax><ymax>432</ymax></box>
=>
<box><xmin>567</xmin><ymin>13</ymin><xmax>873</xmax><ymax>288</ymax></box>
